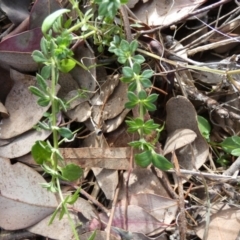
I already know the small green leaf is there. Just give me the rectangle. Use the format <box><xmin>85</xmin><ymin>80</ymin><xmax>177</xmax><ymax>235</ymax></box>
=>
<box><xmin>127</xmin><ymin>91</ymin><xmax>138</xmax><ymax>103</ymax></box>
<box><xmin>147</xmin><ymin>93</ymin><xmax>158</xmax><ymax>103</ymax></box>
<box><xmin>141</xmin><ymin>69</ymin><xmax>154</xmax><ymax>79</ymax></box>
<box><xmin>29</xmin><ymin>86</ymin><xmax>46</xmax><ymax>98</ymax></box>
<box><xmin>197</xmin><ymin>115</ymin><xmax>211</xmax><ymax>140</ymax></box>
<box><xmin>152</xmin><ymin>152</ymin><xmax>173</xmax><ymax>170</ymax></box>
<box><xmin>130</xmin><ymin>40</ymin><xmax>138</xmax><ymax>53</ymax></box>
<box><xmin>31</xmin><ymin>140</ymin><xmax>51</xmax><ymax>164</ymax></box>
<box><xmin>231</xmin><ymin>148</ymin><xmax>240</xmax><ymax>156</ymax></box>
<box><xmin>132</xmin><ymin>55</ymin><xmax>145</xmax><ymax>64</ymax></box>
<box><xmin>32</xmin><ymin>50</ymin><xmax>47</xmax><ymax>63</ymax></box>
<box><xmin>40</xmin><ymin>37</ymin><xmax>49</xmax><ymax>56</ymax></box>
<box><xmin>138</xmin><ymin>90</ymin><xmax>147</xmax><ymax>100</ymax></box>
<box><xmin>135</xmin><ymin>150</ymin><xmax>152</xmax><ymax>167</ymax></box>
<box><xmin>36</xmin><ymin>74</ymin><xmax>48</xmax><ymax>91</ymax></box>
<box><xmin>142</xmin><ymin>101</ymin><xmax>156</xmax><ymax>112</ymax></box>
<box><xmin>38</xmin><ymin>97</ymin><xmax>50</xmax><ymax>107</ymax></box>
<box><xmin>122</xmin><ymin>66</ymin><xmax>134</xmax><ymax>78</ymax></box>
<box><xmin>61</xmin><ymin>164</ymin><xmax>83</xmax><ymax>181</ymax></box>
<box><xmin>58</xmin><ymin>127</ymin><xmax>73</xmax><ymax>139</ymax></box>
<box><xmin>232</xmin><ymin>136</ymin><xmax>240</xmax><ymax>145</ymax></box>
<box><xmin>132</xmin><ymin>62</ymin><xmax>141</xmax><ymax>74</ymax></box>
<box><xmin>119</xmin><ymin>39</ymin><xmax>130</xmax><ymax>52</ymax></box>
<box><xmin>42</xmin><ymin>9</ymin><xmax>70</xmax><ymax>35</ymax></box>
<box><xmin>41</xmin><ymin>65</ymin><xmax>51</xmax><ymax>79</ymax></box>
<box><xmin>220</xmin><ymin>136</ymin><xmax>240</xmax><ymax>154</ymax></box>
<box><xmin>141</xmin><ymin>78</ymin><xmax>152</xmax><ymax>88</ymax></box>
<box><xmin>59</xmin><ymin>58</ymin><xmax>76</xmax><ymax>73</ymax></box>
<box><xmin>66</xmin><ymin>187</ymin><xmax>81</xmax><ymax>205</ymax></box>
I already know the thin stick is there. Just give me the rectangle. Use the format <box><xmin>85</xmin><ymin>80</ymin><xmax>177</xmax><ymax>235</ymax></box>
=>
<box><xmin>106</xmin><ymin>171</ymin><xmax>122</xmax><ymax>240</ymax></box>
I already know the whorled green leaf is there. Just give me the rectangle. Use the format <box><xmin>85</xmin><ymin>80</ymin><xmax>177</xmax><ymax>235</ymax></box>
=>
<box><xmin>135</xmin><ymin>150</ymin><xmax>152</xmax><ymax>168</ymax></box>
<box><xmin>151</xmin><ymin>152</ymin><xmax>173</xmax><ymax>170</ymax></box>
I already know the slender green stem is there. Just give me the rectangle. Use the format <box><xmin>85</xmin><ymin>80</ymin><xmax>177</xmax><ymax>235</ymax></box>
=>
<box><xmin>50</xmin><ymin>59</ymin><xmax>59</xmax><ymax>174</ymax></box>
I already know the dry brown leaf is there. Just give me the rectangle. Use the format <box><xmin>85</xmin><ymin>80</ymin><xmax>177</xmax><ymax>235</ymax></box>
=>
<box><xmin>120</xmin><ymin>193</ymin><xmax>178</xmax><ymax>225</ymax></box>
<box><xmin>0</xmin><ymin>157</ymin><xmax>57</xmax><ymax>230</ymax></box>
<box><xmin>70</xmin><ymin>44</ymin><xmax>96</xmax><ymax>93</ymax></box>
<box><xmin>131</xmin><ymin>0</ymin><xmax>206</xmax><ymax>26</ymax></box>
<box><xmin>28</xmin><ymin>197</ymin><xmax>100</xmax><ymax>240</ymax></box>
<box><xmin>166</xmin><ymin>96</ymin><xmax>208</xmax><ymax>170</ymax></box>
<box><xmin>100</xmin><ymin>205</ymin><xmax>166</xmax><ymax>234</ymax></box>
<box><xmin>163</xmin><ymin>129</ymin><xmax>197</xmax><ymax>155</ymax></box>
<box><xmin>197</xmin><ymin>204</ymin><xmax>240</xmax><ymax>240</ymax></box>
<box><xmin>92</xmin><ymin>168</ymin><xmax>118</xmax><ymax>200</ymax></box>
<box><xmin>0</xmin><ymin>101</ymin><xmax>9</xmax><ymax>118</ymax></box>
<box><xmin>0</xmin><ymin>69</ymin><xmax>59</xmax><ymax>139</ymax></box>
<box><xmin>61</xmin><ymin>147</ymin><xmax>130</xmax><ymax>170</ymax></box>
<box><xmin>66</xmin><ymin>101</ymin><xmax>91</xmax><ymax>122</ymax></box>
<box><xmin>118</xmin><ymin>168</ymin><xmax>170</xmax><ymax>201</ymax></box>
<box><xmin>0</xmin><ymin>129</ymin><xmax>51</xmax><ymax>158</ymax></box>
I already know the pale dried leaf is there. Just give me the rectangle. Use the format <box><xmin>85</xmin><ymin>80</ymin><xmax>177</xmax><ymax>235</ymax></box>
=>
<box><xmin>28</xmin><ymin>212</ymin><xmax>81</xmax><ymax>240</ymax></box>
<box><xmin>121</xmin><ymin>193</ymin><xmax>178</xmax><ymax>225</ymax></box>
<box><xmin>118</xmin><ymin>168</ymin><xmax>170</xmax><ymax>201</ymax></box>
<box><xmin>0</xmin><ymin>157</ymin><xmax>57</xmax><ymax>230</ymax></box>
<box><xmin>80</xmin><ymin>231</ymin><xmax>119</xmax><ymax>240</ymax></box>
<box><xmin>105</xmin><ymin>108</ymin><xmax>131</xmax><ymax>133</ymax></box>
<box><xmin>0</xmin><ymin>129</ymin><xmax>51</xmax><ymax>158</ymax></box>
<box><xmin>163</xmin><ymin>129</ymin><xmax>197</xmax><ymax>155</ymax></box>
<box><xmin>0</xmin><ymin>101</ymin><xmax>9</xmax><ymax>118</ymax></box>
<box><xmin>197</xmin><ymin>204</ymin><xmax>240</xmax><ymax>240</ymax></box>
<box><xmin>61</xmin><ymin>147</ymin><xmax>130</xmax><ymax>170</ymax></box>
<box><xmin>100</xmin><ymin>205</ymin><xmax>166</xmax><ymax>234</ymax></box>
<box><xmin>0</xmin><ymin>69</ymin><xmax>59</xmax><ymax>139</ymax></box>
<box><xmin>70</xmin><ymin>45</ymin><xmax>96</xmax><ymax>93</ymax></box>
<box><xmin>66</xmin><ymin>101</ymin><xmax>91</xmax><ymax>122</ymax></box>
<box><xmin>0</xmin><ymin>28</ymin><xmax>41</xmax><ymax>71</ymax></box>
<box><xmin>166</xmin><ymin>96</ymin><xmax>208</xmax><ymax>170</ymax></box>
<box><xmin>92</xmin><ymin>168</ymin><xmax>118</xmax><ymax>200</ymax></box>
<box><xmin>132</xmin><ymin>0</ymin><xmax>205</xmax><ymax>26</ymax></box>
<box><xmin>102</xmin><ymin>81</ymin><xmax>128</xmax><ymax>120</ymax></box>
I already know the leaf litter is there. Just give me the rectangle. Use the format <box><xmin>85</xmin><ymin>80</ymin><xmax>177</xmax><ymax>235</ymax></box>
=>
<box><xmin>1</xmin><ymin>0</ymin><xmax>240</xmax><ymax>240</ymax></box>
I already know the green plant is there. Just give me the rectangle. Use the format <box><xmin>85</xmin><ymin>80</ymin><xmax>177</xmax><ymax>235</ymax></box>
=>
<box><xmin>29</xmin><ymin>9</ymin><xmax>84</xmax><ymax>240</ymax></box>
<box><xmin>29</xmin><ymin>0</ymin><xmax>173</xmax><ymax>238</ymax></box>
<box><xmin>109</xmin><ymin>36</ymin><xmax>173</xmax><ymax>170</ymax></box>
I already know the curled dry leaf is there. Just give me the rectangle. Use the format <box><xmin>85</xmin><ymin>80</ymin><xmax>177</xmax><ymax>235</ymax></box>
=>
<box><xmin>131</xmin><ymin>0</ymin><xmax>206</xmax><ymax>26</ymax></box>
<box><xmin>166</xmin><ymin>96</ymin><xmax>209</xmax><ymax>170</ymax></box>
<box><xmin>163</xmin><ymin>129</ymin><xmax>197</xmax><ymax>155</ymax></box>
<box><xmin>0</xmin><ymin>129</ymin><xmax>51</xmax><ymax>158</ymax></box>
<box><xmin>0</xmin><ymin>157</ymin><xmax>57</xmax><ymax>230</ymax></box>
<box><xmin>0</xmin><ymin>69</ymin><xmax>59</xmax><ymax>139</ymax></box>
